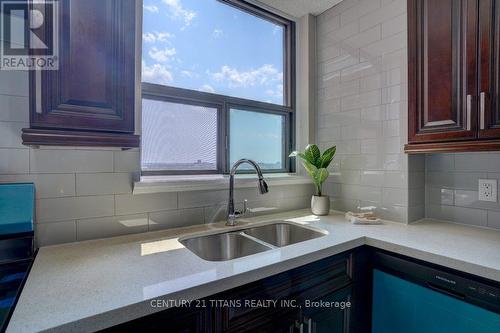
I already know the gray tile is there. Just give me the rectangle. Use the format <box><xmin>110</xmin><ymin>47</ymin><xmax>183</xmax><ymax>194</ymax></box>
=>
<box><xmin>340</xmin><ymin>0</ymin><xmax>381</xmax><ymax>26</ymax></box>
<box><xmin>204</xmin><ymin>205</ymin><xmax>227</xmax><ymax>224</ymax></box>
<box><xmin>360</xmin><ymin>0</ymin><xmax>406</xmax><ymax>31</ymax></box>
<box><xmin>33</xmin><ymin>174</ymin><xmax>76</xmax><ymax>198</ymax></box>
<box><xmin>257</xmin><ymin>184</ymin><xmax>314</xmax><ymax>201</ymax></box>
<box><xmin>487</xmin><ymin>210</ymin><xmax>500</xmax><ymax>229</ymax></box>
<box><xmin>0</xmin><ymin>95</ymin><xmax>29</xmax><ymax>122</ymax></box>
<box><xmin>149</xmin><ymin>208</ymin><xmax>205</xmax><ymax>231</ymax></box>
<box><xmin>179</xmin><ymin>189</ymin><xmax>227</xmax><ymax>209</ymax></box>
<box><xmin>454</xmin><ymin>189</ymin><xmax>500</xmax><ymax>211</ymax></box>
<box><xmin>114</xmin><ymin>150</ymin><xmax>140</xmax><ymax>172</ymax></box>
<box><xmin>382</xmin><ymin>171</ymin><xmax>406</xmax><ymax>188</ymax></box>
<box><xmin>0</xmin><ymin>174</ymin><xmax>76</xmax><ymax>198</ymax></box>
<box><xmin>382</xmin><ymin>187</ymin><xmax>407</xmax><ymax>206</ymax></box>
<box><xmin>452</xmin><ymin>172</ymin><xmax>486</xmax><ymax>190</ymax></box>
<box><xmin>426</xmin><ymin>205</ymin><xmax>488</xmax><ymax>227</ymax></box>
<box><xmin>428</xmin><ymin>187</ymin><xmax>454</xmax><ymax>206</ymax></box>
<box><xmin>331</xmin><ymin>170</ymin><xmax>361</xmax><ymax>185</ymax></box>
<box><xmin>409</xmin><ymin>188</ymin><xmax>425</xmax><ymax>206</ymax></box>
<box><xmin>0</xmin><ymin>148</ymin><xmax>29</xmax><ymax>174</ymax></box>
<box><xmin>35</xmin><ymin>221</ymin><xmax>77</xmax><ymax>247</ymax></box>
<box><xmin>36</xmin><ymin>195</ymin><xmax>115</xmax><ymax>223</ymax></box>
<box><xmin>357</xmin><ymin>185</ymin><xmax>382</xmax><ymax>202</ymax></box>
<box><xmin>378</xmin><ymin>203</ymin><xmax>407</xmax><ymax>223</ymax></box>
<box><xmin>331</xmin><ymin>197</ymin><xmax>360</xmax><ymax>213</ymax></box>
<box><xmin>455</xmin><ymin>153</ymin><xmax>490</xmax><ymax>172</ymax></box>
<box><xmin>408</xmin><ymin>154</ymin><xmax>425</xmax><ymax>172</ymax></box>
<box><xmin>408</xmin><ymin>205</ymin><xmax>425</xmax><ymax>222</ymax></box>
<box><xmin>0</xmin><ymin>122</ymin><xmax>26</xmax><ymax>148</ymax></box>
<box><xmin>426</xmin><ymin>154</ymin><xmax>454</xmax><ymax>172</ymax></box>
<box><xmin>0</xmin><ymin>71</ymin><xmax>28</xmax><ymax>96</ymax></box>
<box><xmin>359</xmin><ymin>170</ymin><xmax>384</xmax><ymax>187</ymax></box>
<box><xmin>77</xmin><ymin>214</ymin><xmax>148</xmax><ymax>241</ymax></box>
<box><xmin>408</xmin><ymin>171</ymin><xmax>425</xmax><ymax>189</ymax></box>
<box><xmin>30</xmin><ymin>149</ymin><xmax>114</xmax><ymax>173</ymax></box>
<box><xmin>76</xmin><ymin>173</ymin><xmax>133</xmax><ymax>196</ymax></box>
<box><xmin>115</xmin><ymin>192</ymin><xmax>177</xmax><ymax>215</ymax></box>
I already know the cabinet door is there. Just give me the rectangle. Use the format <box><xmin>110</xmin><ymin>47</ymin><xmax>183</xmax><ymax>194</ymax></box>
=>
<box><xmin>408</xmin><ymin>0</ymin><xmax>478</xmax><ymax>143</ymax></box>
<box><xmin>215</xmin><ymin>254</ymin><xmax>350</xmax><ymax>333</ymax></box>
<box><xmin>478</xmin><ymin>0</ymin><xmax>500</xmax><ymax>138</ymax></box>
<box><xmin>30</xmin><ymin>0</ymin><xmax>136</xmax><ymax>134</ymax></box>
<box><xmin>300</xmin><ymin>286</ymin><xmax>352</xmax><ymax>333</ymax></box>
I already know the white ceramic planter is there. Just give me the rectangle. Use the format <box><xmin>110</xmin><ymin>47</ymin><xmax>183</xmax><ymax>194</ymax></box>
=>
<box><xmin>311</xmin><ymin>195</ymin><xmax>330</xmax><ymax>216</ymax></box>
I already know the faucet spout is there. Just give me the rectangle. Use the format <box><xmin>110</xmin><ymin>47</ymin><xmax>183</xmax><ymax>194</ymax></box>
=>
<box><xmin>227</xmin><ymin>159</ymin><xmax>268</xmax><ymax>226</ymax></box>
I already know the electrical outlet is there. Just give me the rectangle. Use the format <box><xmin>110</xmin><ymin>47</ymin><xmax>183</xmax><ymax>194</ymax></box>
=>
<box><xmin>478</xmin><ymin>179</ymin><xmax>497</xmax><ymax>202</ymax></box>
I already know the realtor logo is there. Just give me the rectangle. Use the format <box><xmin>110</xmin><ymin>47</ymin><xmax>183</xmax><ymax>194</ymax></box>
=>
<box><xmin>1</xmin><ymin>0</ymin><xmax>59</xmax><ymax>70</ymax></box>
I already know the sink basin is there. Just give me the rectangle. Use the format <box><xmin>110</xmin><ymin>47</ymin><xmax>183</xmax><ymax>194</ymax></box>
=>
<box><xmin>243</xmin><ymin>222</ymin><xmax>326</xmax><ymax>247</ymax></box>
<box><xmin>180</xmin><ymin>232</ymin><xmax>271</xmax><ymax>261</ymax></box>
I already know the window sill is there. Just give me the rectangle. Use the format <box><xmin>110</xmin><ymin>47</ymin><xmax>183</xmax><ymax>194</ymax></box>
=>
<box><xmin>133</xmin><ymin>173</ymin><xmax>311</xmax><ymax>194</ymax></box>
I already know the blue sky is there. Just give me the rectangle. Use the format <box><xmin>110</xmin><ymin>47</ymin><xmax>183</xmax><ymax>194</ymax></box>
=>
<box><xmin>142</xmin><ymin>0</ymin><xmax>285</xmax><ymax>105</ymax></box>
<box><xmin>141</xmin><ymin>0</ymin><xmax>284</xmax><ymax>168</ymax></box>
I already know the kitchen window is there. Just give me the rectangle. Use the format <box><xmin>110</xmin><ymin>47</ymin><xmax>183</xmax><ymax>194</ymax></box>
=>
<box><xmin>141</xmin><ymin>0</ymin><xmax>295</xmax><ymax>175</ymax></box>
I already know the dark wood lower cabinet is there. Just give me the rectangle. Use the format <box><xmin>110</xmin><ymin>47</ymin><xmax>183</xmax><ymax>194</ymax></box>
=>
<box><xmin>300</xmin><ymin>285</ymin><xmax>352</xmax><ymax>333</ymax></box>
<box><xmin>102</xmin><ymin>248</ymin><xmax>372</xmax><ymax>333</ymax></box>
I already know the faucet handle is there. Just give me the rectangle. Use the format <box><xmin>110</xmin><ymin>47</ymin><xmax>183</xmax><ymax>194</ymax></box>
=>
<box><xmin>235</xmin><ymin>199</ymin><xmax>249</xmax><ymax>217</ymax></box>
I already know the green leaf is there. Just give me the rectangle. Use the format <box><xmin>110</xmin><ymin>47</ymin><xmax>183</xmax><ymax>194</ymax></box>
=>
<box><xmin>322</xmin><ymin>146</ymin><xmax>337</xmax><ymax>159</ymax></box>
<box><xmin>314</xmin><ymin>168</ymin><xmax>329</xmax><ymax>185</ymax></box>
<box><xmin>289</xmin><ymin>151</ymin><xmax>298</xmax><ymax>157</ymax></box>
<box><xmin>301</xmin><ymin>159</ymin><xmax>318</xmax><ymax>176</ymax></box>
<box><xmin>319</xmin><ymin>146</ymin><xmax>336</xmax><ymax>168</ymax></box>
<box><xmin>304</xmin><ymin>144</ymin><xmax>321</xmax><ymax>165</ymax></box>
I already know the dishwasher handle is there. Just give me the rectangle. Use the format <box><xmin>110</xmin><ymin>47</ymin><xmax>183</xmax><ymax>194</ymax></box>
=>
<box><xmin>427</xmin><ymin>282</ymin><xmax>466</xmax><ymax>300</ymax></box>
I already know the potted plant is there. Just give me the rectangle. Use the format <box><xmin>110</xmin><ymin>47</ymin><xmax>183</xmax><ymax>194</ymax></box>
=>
<box><xmin>290</xmin><ymin>144</ymin><xmax>336</xmax><ymax>216</ymax></box>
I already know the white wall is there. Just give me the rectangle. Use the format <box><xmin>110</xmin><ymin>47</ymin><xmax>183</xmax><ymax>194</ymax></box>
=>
<box><xmin>315</xmin><ymin>0</ymin><xmax>425</xmax><ymax>222</ymax></box>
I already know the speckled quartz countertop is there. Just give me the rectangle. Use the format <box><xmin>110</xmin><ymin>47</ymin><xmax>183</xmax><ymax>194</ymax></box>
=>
<box><xmin>7</xmin><ymin>210</ymin><xmax>500</xmax><ymax>333</ymax></box>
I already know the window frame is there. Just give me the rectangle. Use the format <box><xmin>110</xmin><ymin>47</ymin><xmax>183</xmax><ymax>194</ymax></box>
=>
<box><xmin>141</xmin><ymin>0</ymin><xmax>296</xmax><ymax>176</ymax></box>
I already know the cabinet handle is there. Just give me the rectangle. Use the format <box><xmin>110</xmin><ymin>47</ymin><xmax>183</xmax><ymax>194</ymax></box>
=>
<box><xmin>306</xmin><ymin>317</ymin><xmax>313</xmax><ymax>333</ymax></box>
<box><xmin>466</xmin><ymin>94</ymin><xmax>472</xmax><ymax>131</ymax></box>
<box><xmin>294</xmin><ymin>320</ymin><xmax>304</xmax><ymax>333</ymax></box>
<box><xmin>35</xmin><ymin>71</ymin><xmax>42</xmax><ymax>114</ymax></box>
<box><xmin>480</xmin><ymin>92</ymin><xmax>487</xmax><ymax>130</ymax></box>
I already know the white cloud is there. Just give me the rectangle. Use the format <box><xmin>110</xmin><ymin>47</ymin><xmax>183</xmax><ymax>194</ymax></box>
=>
<box><xmin>143</xmin><ymin>4</ymin><xmax>159</xmax><ymax>13</ymax></box>
<box><xmin>212</xmin><ymin>29</ymin><xmax>223</xmax><ymax>39</ymax></box>
<box><xmin>143</xmin><ymin>31</ymin><xmax>174</xmax><ymax>43</ymax></box>
<box><xmin>142</xmin><ymin>61</ymin><xmax>173</xmax><ymax>85</ymax></box>
<box><xmin>265</xmin><ymin>84</ymin><xmax>284</xmax><ymax>98</ymax></box>
<box><xmin>212</xmin><ymin>64</ymin><xmax>283</xmax><ymax>88</ymax></box>
<box><xmin>181</xmin><ymin>70</ymin><xmax>200</xmax><ymax>79</ymax></box>
<box><xmin>199</xmin><ymin>84</ymin><xmax>215</xmax><ymax>93</ymax></box>
<box><xmin>148</xmin><ymin>47</ymin><xmax>177</xmax><ymax>63</ymax></box>
<box><xmin>162</xmin><ymin>0</ymin><xmax>197</xmax><ymax>28</ymax></box>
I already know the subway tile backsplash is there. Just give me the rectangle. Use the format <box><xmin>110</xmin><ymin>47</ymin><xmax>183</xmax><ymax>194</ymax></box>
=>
<box><xmin>316</xmin><ymin>0</ymin><xmax>425</xmax><ymax>223</ymax></box>
<box><xmin>1</xmin><ymin>70</ymin><xmax>313</xmax><ymax>247</ymax></box>
<box><xmin>425</xmin><ymin>153</ymin><xmax>500</xmax><ymax>230</ymax></box>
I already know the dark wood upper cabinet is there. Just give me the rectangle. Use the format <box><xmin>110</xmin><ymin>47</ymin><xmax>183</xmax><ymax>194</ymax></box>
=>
<box><xmin>22</xmin><ymin>0</ymin><xmax>139</xmax><ymax>148</ymax></box>
<box><xmin>406</xmin><ymin>0</ymin><xmax>500</xmax><ymax>153</ymax></box>
<box><xmin>478</xmin><ymin>0</ymin><xmax>500</xmax><ymax>138</ymax></box>
<box><xmin>408</xmin><ymin>0</ymin><xmax>478</xmax><ymax>145</ymax></box>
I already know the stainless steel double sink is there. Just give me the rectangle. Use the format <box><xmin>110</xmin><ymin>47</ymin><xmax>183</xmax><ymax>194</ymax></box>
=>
<box><xmin>180</xmin><ymin>222</ymin><xmax>327</xmax><ymax>261</ymax></box>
